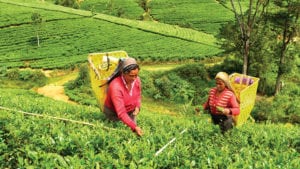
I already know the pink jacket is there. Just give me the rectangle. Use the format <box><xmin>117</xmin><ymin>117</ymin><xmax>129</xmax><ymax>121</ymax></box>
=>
<box><xmin>203</xmin><ymin>87</ymin><xmax>240</xmax><ymax>116</ymax></box>
<box><xmin>104</xmin><ymin>76</ymin><xmax>141</xmax><ymax>130</ymax></box>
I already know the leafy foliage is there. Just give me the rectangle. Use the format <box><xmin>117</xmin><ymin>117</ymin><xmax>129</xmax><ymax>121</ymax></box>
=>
<box><xmin>141</xmin><ymin>64</ymin><xmax>213</xmax><ymax>105</ymax></box>
<box><xmin>54</xmin><ymin>0</ymin><xmax>80</xmax><ymax>9</ymax></box>
<box><xmin>253</xmin><ymin>82</ymin><xmax>300</xmax><ymax>123</ymax></box>
<box><xmin>0</xmin><ymin>0</ymin><xmax>299</xmax><ymax>167</ymax></box>
<box><xmin>207</xmin><ymin>56</ymin><xmax>243</xmax><ymax>78</ymax></box>
<box><xmin>154</xmin><ymin>72</ymin><xmax>195</xmax><ymax>103</ymax></box>
<box><xmin>149</xmin><ymin>0</ymin><xmax>235</xmax><ymax>35</ymax></box>
<box><xmin>2</xmin><ymin>68</ymin><xmax>47</xmax><ymax>88</ymax></box>
<box><xmin>0</xmin><ymin>1</ymin><xmax>220</xmax><ymax>69</ymax></box>
<box><xmin>79</xmin><ymin>0</ymin><xmax>144</xmax><ymax>19</ymax></box>
<box><xmin>0</xmin><ymin>88</ymin><xmax>299</xmax><ymax>168</ymax></box>
<box><xmin>64</xmin><ymin>64</ymin><xmax>96</xmax><ymax>106</ymax></box>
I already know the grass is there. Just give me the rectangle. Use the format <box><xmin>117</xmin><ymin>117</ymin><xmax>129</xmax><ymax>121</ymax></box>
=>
<box><xmin>45</xmin><ymin>69</ymin><xmax>78</xmax><ymax>85</ymax></box>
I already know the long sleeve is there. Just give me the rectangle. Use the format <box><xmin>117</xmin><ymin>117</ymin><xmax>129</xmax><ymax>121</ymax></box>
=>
<box><xmin>110</xmin><ymin>85</ymin><xmax>137</xmax><ymax>130</ymax></box>
<box><xmin>104</xmin><ymin>76</ymin><xmax>142</xmax><ymax>131</ymax></box>
<box><xmin>135</xmin><ymin>78</ymin><xmax>141</xmax><ymax>108</ymax></box>
<box><xmin>228</xmin><ymin>94</ymin><xmax>240</xmax><ymax>116</ymax></box>
<box><xmin>203</xmin><ymin>87</ymin><xmax>240</xmax><ymax>115</ymax></box>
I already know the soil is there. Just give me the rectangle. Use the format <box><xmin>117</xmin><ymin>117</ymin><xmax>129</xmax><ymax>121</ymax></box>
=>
<box><xmin>37</xmin><ymin>85</ymin><xmax>77</xmax><ymax>104</ymax></box>
<box><xmin>36</xmin><ymin>70</ymin><xmax>78</xmax><ymax>104</ymax></box>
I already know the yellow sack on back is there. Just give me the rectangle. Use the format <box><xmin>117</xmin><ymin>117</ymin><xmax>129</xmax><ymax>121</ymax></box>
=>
<box><xmin>229</xmin><ymin>73</ymin><xmax>259</xmax><ymax>126</ymax></box>
<box><xmin>88</xmin><ymin>51</ymin><xmax>128</xmax><ymax>111</ymax></box>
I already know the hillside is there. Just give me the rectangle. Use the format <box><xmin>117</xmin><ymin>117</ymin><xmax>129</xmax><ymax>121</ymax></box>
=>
<box><xmin>0</xmin><ymin>0</ymin><xmax>299</xmax><ymax>168</ymax></box>
<box><xmin>78</xmin><ymin>0</ymin><xmax>244</xmax><ymax>35</ymax></box>
<box><xmin>0</xmin><ymin>0</ymin><xmax>222</xmax><ymax>69</ymax></box>
<box><xmin>0</xmin><ymin>88</ymin><xmax>299</xmax><ymax>168</ymax></box>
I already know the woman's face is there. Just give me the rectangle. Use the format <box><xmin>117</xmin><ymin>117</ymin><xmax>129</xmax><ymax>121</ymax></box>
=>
<box><xmin>216</xmin><ymin>78</ymin><xmax>226</xmax><ymax>92</ymax></box>
<box><xmin>124</xmin><ymin>68</ymin><xmax>139</xmax><ymax>84</ymax></box>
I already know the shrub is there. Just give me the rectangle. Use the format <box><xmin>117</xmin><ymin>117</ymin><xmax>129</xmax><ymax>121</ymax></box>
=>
<box><xmin>5</xmin><ymin>69</ymin><xmax>47</xmax><ymax>87</ymax></box>
<box><xmin>19</xmin><ymin>70</ymin><xmax>35</xmax><ymax>81</ymax></box>
<box><xmin>172</xmin><ymin>63</ymin><xmax>212</xmax><ymax>105</ymax></box>
<box><xmin>64</xmin><ymin>64</ymin><xmax>96</xmax><ymax>105</ymax></box>
<box><xmin>173</xmin><ymin>63</ymin><xmax>208</xmax><ymax>83</ymax></box>
<box><xmin>139</xmin><ymin>70</ymin><xmax>157</xmax><ymax>97</ymax></box>
<box><xmin>6</xmin><ymin>69</ymin><xmax>20</xmax><ymax>80</ymax></box>
<box><xmin>141</xmin><ymin>64</ymin><xmax>214</xmax><ymax>105</ymax></box>
<box><xmin>65</xmin><ymin>65</ymin><xmax>90</xmax><ymax>90</ymax></box>
<box><xmin>207</xmin><ymin>56</ymin><xmax>243</xmax><ymax>78</ymax></box>
<box><xmin>153</xmin><ymin>72</ymin><xmax>195</xmax><ymax>103</ymax></box>
<box><xmin>0</xmin><ymin>67</ymin><xmax>7</xmax><ymax>77</ymax></box>
<box><xmin>253</xmin><ymin>82</ymin><xmax>300</xmax><ymax>124</ymax></box>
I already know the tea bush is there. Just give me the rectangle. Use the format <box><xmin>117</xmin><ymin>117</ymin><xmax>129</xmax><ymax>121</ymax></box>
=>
<box><xmin>0</xmin><ymin>1</ymin><xmax>221</xmax><ymax>69</ymax></box>
<box><xmin>0</xmin><ymin>88</ymin><xmax>299</xmax><ymax>168</ymax></box>
<box><xmin>4</xmin><ymin>69</ymin><xmax>47</xmax><ymax>88</ymax></box>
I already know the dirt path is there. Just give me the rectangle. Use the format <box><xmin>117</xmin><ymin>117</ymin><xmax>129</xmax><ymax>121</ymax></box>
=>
<box><xmin>35</xmin><ymin>64</ymin><xmax>177</xmax><ymax>105</ymax></box>
<box><xmin>36</xmin><ymin>70</ymin><xmax>78</xmax><ymax>104</ymax></box>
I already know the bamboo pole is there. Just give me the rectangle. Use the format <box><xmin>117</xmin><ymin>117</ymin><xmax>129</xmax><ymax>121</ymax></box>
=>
<box><xmin>0</xmin><ymin>106</ymin><xmax>116</xmax><ymax>131</ymax></box>
<box><xmin>154</xmin><ymin>129</ymin><xmax>187</xmax><ymax>156</ymax></box>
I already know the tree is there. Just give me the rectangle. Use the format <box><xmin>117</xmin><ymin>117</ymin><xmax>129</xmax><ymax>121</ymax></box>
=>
<box><xmin>229</xmin><ymin>0</ymin><xmax>270</xmax><ymax>74</ymax></box>
<box><xmin>54</xmin><ymin>0</ymin><xmax>80</xmax><ymax>8</ymax></box>
<box><xmin>137</xmin><ymin>0</ymin><xmax>150</xmax><ymax>12</ymax></box>
<box><xmin>248</xmin><ymin>22</ymin><xmax>278</xmax><ymax>95</ymax></box>
<box><xmin>137</xmin><ymin>0</ymin><xmax>152</xmax><ymax>20</ymax></box>
<box><xmin>31</xmin><ymin>12</ymin><xmax>42</xmax><ymax>47</ymax></box>
<box><xmin>271</xmin><ymin>0</ymin><xmax>299</xmax><ymax>95</ymax></box>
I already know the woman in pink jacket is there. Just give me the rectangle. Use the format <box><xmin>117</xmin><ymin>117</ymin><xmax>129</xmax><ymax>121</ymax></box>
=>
<box><xmin>203</xmin><ymin>72</ymin><xmax>240</xmax><ymax>134</ymax></box>
<box><xmin>104</xmin><ymin>57</ymin><xmax>143</xmax><ymax>136</ymax></box>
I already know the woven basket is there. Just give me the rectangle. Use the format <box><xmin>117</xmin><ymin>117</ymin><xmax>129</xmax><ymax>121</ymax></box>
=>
<box><xmin>229</xmin><ymin>73</ymin><xmax>259</xmax><ymax>126</ymax></box>
<box><xmin>88</xmin><ymin>51</ymin><xmax>128</xmax><ymax>111</ymax></box>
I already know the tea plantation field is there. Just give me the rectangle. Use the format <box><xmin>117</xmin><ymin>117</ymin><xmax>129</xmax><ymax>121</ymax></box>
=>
<box><xmin>0</xmin><ymin>0</ymin><xmax>299</xmax><ymax>168</ymax></box>
<box><xmin>0</xmin><ymin>88</ymin><xmax>299</xmax><ymax>168</ymax></box>
<box><xmin>0</xmin><ymin>0</ymin><xmax>221</xmax><ymax>69</ymax></box>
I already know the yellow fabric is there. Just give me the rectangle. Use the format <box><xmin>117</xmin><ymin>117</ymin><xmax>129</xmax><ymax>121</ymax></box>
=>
<box><xmin>88</xmin><ymin>51</ymin><xmax>128</xmax><ymax>112</ymax></box>
<box><xmin>229</xmin><ymin>73</ymin><xmax>260</xmax><ymax>126</ymax></box>
<box><xmin>214</xmin><ymin>72</ymin><xmax>260</xmax><ymax>126</ymax></box>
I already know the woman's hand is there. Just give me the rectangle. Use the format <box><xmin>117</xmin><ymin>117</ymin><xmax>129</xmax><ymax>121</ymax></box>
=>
<box><xmin>223</xmin><ymin>108</ymin><xmax>231</xmax><ymax>115</ymax></box>
<box><xmin>135</xmin><ymin>126</ymin><xmax>143</xmax><ymax>136</ymax></box>
<box><xmin>133</xmin><ymin>107</ymin><xmax>140</xmax><ymax>116</ymax></box>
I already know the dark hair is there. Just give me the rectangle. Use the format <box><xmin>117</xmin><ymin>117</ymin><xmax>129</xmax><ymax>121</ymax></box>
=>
<box><xmin>122</xmin><ymin>64</ymin><xmax>140</xmax><ymax>74</ymax></box>
<box><xmin>99</xmin><ymin>60</ymin><xmax>140</xmax><ymax>87</ymax></box>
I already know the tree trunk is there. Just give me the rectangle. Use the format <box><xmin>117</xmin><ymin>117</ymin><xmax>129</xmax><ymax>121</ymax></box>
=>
<box><xmin>230</xmin><ymin>0</ymin><xmax>269</xmax><ymax>75</ymax></box>
<box><xmin>274</xmin><ymin>50</ymin><xmax>285</xmax><ymax>95</ymax></box>
<box><xmin>274</xmin><ymin>19</ymin><xmax>289</xmax><ymax>95</ymax></box>
<box><xmin>230</xmin><ymin>0</ymin><xmax>253</xmax><ymax>75</ymax></box>
<box><xmin>242</xmin><ymin>39</ymin><xmax>249</xmax><ymax>74</ymax></box>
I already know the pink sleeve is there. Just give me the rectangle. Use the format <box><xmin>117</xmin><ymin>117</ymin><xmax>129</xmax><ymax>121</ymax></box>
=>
<box><xmin>110</xmin><ymin>83</ymin><xmax>137</xmax><ymax>131</ymax></box>
<box><xmin>229</xmin><ymin>95</ymin><xmax>240</xmax><ymax>116</ymax></box>
<box><xmin>136</xmin><ymin>78</ymin><xmax>141</xmax><ymax>108</ymax></box>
